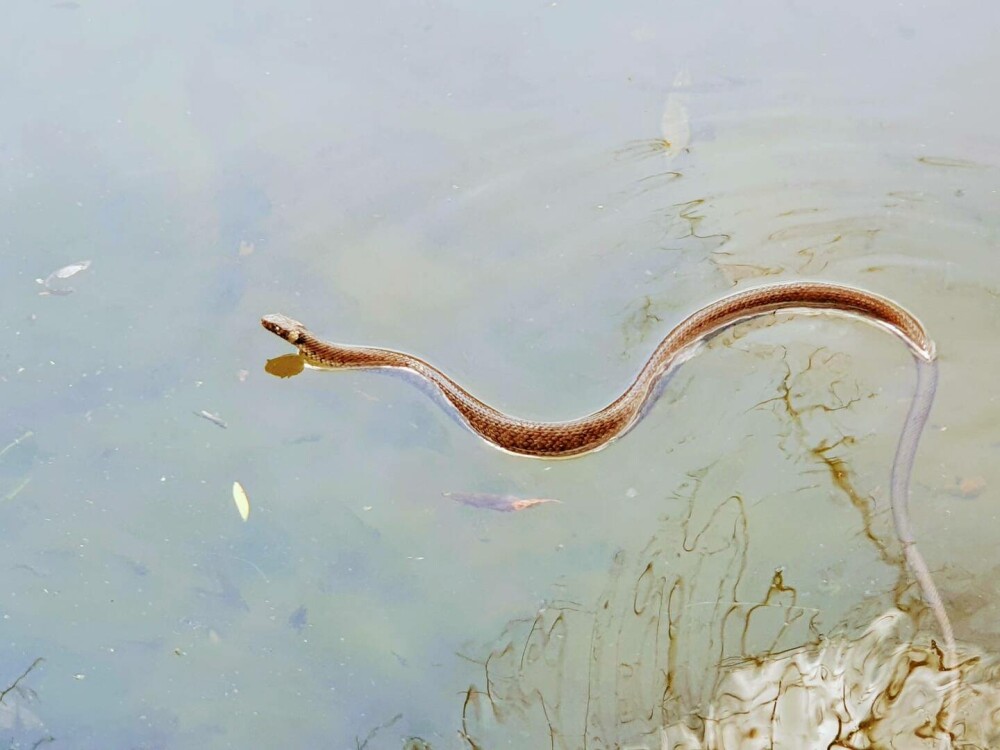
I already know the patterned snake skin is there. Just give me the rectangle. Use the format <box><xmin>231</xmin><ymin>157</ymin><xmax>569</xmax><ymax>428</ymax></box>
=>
<box><xmin>261</xmin><ymin>281</ymin><xmax>933</xmax><ymax>457</ymax></box>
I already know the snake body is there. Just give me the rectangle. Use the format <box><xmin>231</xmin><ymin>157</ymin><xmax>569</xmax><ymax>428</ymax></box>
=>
<box><xmin>262</xmin><ymin>282</ymin><xmax>933</xmax><ymax>457</ymax></box>
<box><xmin>261</xmin><ymin>280</ymin><xmax>954</xmax><ymax>655</ymax></box>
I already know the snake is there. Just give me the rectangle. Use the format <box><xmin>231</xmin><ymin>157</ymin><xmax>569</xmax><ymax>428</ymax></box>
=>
<box><xmin>261</xmin><ymin>280</ymin><xmax>955</xmax><ymax>657</ymax></box>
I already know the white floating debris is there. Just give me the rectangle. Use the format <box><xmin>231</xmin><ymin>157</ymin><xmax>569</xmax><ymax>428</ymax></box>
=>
<box><xmin>232</xmin><ymin>481</ymin><xmax>250</xmax><ymax>521</ymax></box>
<box><xmin>194</xmin><ymin>410</ymin><xmax>228</xmax><ymax>429</ymax></box>
<box><xmin>37</xmin><ymin>259</ymin><xmax>92</xmax><ymax>296</ymax></box>
<box><xmin>659</xmin><ymin>70</ymin><xmax>691</xmax><ymax>158</ymax></box>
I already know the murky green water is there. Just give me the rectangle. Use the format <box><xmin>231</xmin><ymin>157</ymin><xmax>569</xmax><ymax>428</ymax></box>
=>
<box><xmin>3</xmin><ymin>1</ymin><xmax>1000</xmax><ymax>748</ymax></box>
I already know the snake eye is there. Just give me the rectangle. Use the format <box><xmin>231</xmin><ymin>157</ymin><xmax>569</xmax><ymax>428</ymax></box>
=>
<box><xmin>262</xmin><ymin>315</ymin><xmax>297</xmax><ymax>341</ymax></box>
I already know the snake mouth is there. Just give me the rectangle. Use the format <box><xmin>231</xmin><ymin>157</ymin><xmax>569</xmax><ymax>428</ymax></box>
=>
<box><xmin>261</xmin><ymin>314</ymin><xmax>305</xmax><ymax>344</ymax></box>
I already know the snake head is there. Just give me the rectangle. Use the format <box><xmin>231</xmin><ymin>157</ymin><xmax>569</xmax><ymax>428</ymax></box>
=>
<box><xmin>261</xmin><ymin>314</ymin><xmax>308</xmax><ymax>345</ymax></box>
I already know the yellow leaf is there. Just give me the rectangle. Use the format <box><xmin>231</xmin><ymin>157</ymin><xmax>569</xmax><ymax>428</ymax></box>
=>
<box><xmin>232</xmin><ymin>481</ymin><xmax>250</xmax><ymax>521</ymax></box>
<box><xmin>265</xmin><ymin>354</ymin><xmax>305</xmax><ymax>378</ymax></box>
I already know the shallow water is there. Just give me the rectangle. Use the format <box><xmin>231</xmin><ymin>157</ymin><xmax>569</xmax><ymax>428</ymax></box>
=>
<box><xmin>2</xmin><ymin>1</ymin><xmax>1000</xmax><ymax>748</ymax></box>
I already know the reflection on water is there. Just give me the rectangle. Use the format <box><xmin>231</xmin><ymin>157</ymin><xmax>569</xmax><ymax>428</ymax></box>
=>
<box><xmin>454</xmin><ymin>466</ymin><xmax>999</xmax><ymax>748</ymax></box>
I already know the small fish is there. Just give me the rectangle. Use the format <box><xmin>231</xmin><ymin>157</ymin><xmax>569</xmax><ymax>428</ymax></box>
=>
<box><xmin>232</xmin><ymin>481</ymin><xmax>250</xmax><ymax>521</ymax></box>
<box><xmin>194</xmin><ymin>410</ymin><xmax>228</xmax><ymax>429</ymax></box>
<box><xmin>443</xmin><ymin>492</ymin><xmax>561</xmax><ymax>513</ymax></box>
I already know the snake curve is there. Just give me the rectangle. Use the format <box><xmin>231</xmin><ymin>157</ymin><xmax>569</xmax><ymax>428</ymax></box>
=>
<box><xmin>261</xmin><ymin>280</ymin><xmax>955</xmax><ymax>657</ymax></box>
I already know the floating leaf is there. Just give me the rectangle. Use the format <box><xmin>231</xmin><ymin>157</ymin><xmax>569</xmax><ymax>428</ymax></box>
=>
<box><xmin>443</xmin><ymin>492</ymin><xmax>561</xmax><ymax>513</ymax></box>
<box><xmin>916</xmin><ymin>155</ymin><xmax>979</xmax><ymax>168</ymax></box>
<box><xmin>232</xmin><ymin>481</ymin><xmax>250</xmax><ymax>521</ymax></box>
<box><xmin>265</xmin><ymin>354</ymin><xmax>305</xmax><ymax>378</ymax></box>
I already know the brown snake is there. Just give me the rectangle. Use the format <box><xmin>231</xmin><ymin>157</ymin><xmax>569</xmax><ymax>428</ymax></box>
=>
<box><xmin>261</xmin><ymin>280</ymin><xmax>955</xmax><ymax>657</ymax></box>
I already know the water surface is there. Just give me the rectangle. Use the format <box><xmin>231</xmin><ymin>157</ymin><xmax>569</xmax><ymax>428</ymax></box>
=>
<box><xmin>2</xmin><ymin>1</ymin><xmax>1000</xmax><ymax>747</ymax></box>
